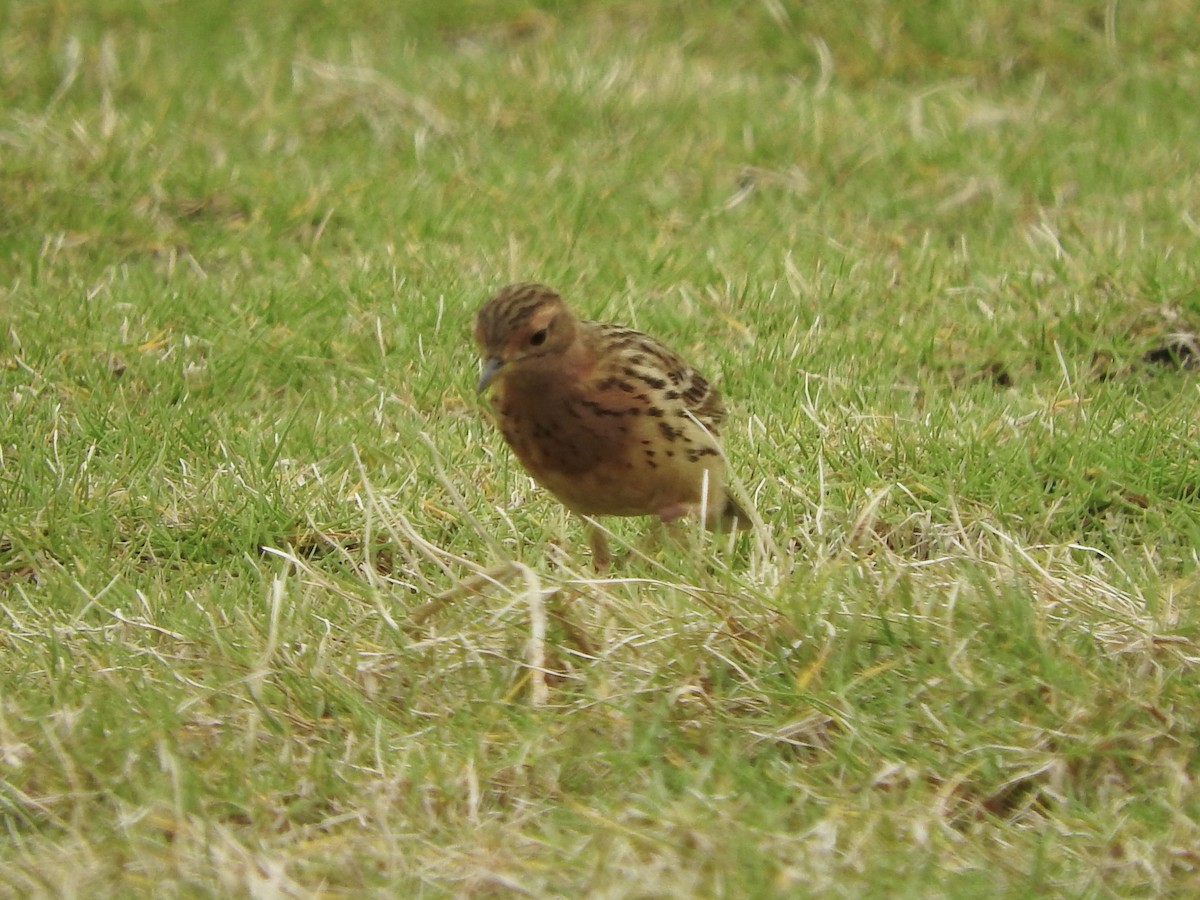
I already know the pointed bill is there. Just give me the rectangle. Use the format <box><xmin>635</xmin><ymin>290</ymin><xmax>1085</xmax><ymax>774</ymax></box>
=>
<box><xmin>476</xmin><ymin>356</ymin><xmax>505</xmax><ymax>393</ymax></box>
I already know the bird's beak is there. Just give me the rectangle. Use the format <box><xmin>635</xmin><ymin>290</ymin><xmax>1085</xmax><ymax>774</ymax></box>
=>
<box><xmin>476</xmin><ymin>356</ymin><xmax>504</xmax><ymax>394</ymax></box>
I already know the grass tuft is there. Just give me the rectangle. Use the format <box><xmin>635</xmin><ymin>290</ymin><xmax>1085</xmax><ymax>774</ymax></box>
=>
<box><xmin>3</xmin><ymin>0</ymin><xmax>1200</xmax><ymax>894</ymax></box>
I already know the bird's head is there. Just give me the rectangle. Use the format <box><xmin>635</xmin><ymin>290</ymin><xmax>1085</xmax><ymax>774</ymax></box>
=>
<box><xmin>473</xmin><ymin>283</ymin><xmax>577</xmax><ymax>393</ymax></box>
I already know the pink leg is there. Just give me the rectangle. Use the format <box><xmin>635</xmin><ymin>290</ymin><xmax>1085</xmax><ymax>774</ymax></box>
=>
<box><xmin>657</xmin><ymin>502</ymin><xmax>691</xmax><ymax>523</ymax></box>
<box><xmin>587</xmin><ymin>524</ymin><xmax>611</xmax><ymax>572</ymax></box>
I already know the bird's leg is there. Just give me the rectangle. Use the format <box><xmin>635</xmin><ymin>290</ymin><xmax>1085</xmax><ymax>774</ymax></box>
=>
<box><xmin>651</xmin><ymin>504</ymin><xmax>694</xmax><ymax>559</ymax></box>
<box><xmin>587</xmin><ymin>522</ymin><xmax>612</xmax><ymax>572</ymax></box>
<box><xmin>662</xmin><ymin>519</ymin><xmax>690</xmax><ymax>558</ymax></box>
<box><xmin>656</xmin><ymin>501</ymin><xmax>690</xmax><ymax>522</ymax></box>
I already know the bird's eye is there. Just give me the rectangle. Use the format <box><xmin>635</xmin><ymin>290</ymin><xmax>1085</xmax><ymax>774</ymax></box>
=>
<box><xmin>529</xmin><ymin>329</ymin><xmax>548</xmax><ymax>347</ymax></box>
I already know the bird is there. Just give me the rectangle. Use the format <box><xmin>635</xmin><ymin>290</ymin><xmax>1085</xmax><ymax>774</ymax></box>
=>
<box><xmin>473</xmin><ymin>282</ymin><xmax>750</xmax><ymax>569</ymax></box>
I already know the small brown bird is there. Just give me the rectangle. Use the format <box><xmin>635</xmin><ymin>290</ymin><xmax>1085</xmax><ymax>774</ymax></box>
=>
<box><xmin>474</xmin><ymin>282</ymin><xmax>750</xmax><ymax>568</ymax></box>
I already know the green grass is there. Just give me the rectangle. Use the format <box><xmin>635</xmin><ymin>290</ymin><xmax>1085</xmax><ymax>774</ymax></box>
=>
<box><xmin>3</xmin><ymin>0</ymin><xmax>1200</xmax><ymax>895</ymax></box>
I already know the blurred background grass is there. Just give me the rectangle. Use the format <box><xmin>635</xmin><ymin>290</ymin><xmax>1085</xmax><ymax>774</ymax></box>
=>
<box><xmin>2</xmin><ymin>1</ymin><xmax>1200</xmax><ymax>895</ymax></box>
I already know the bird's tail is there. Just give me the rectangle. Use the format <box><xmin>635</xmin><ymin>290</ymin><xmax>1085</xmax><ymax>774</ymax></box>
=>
<box><xmin>717</xmin><ymin>494</ymin><xmax>754</xmax><ymax>531</ymax></box>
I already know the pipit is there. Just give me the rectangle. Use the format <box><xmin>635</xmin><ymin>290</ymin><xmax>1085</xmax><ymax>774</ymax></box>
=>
<box><xmin>474</xmin><ymin>282</ymin><xmax>750</xmax><ymax>568</ymax></box>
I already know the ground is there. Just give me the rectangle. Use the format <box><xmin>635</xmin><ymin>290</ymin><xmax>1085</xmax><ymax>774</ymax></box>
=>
<box><xmin>2</xmin><ymin>1</ymin><xmax>1199</xmax><ymax>895</ymax></box>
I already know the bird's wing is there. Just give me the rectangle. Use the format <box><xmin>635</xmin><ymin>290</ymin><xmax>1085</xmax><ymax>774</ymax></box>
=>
<box><xmin>584</xmin><ymin>322</ymin><xmax>727</xmax><ymax>432</ymax></box>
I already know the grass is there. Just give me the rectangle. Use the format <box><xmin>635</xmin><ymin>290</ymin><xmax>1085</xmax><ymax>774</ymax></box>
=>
<box><xmin>3</xmin><ymin>0</ymin><xmax>1200</xmax><ymax>895</ymax></box>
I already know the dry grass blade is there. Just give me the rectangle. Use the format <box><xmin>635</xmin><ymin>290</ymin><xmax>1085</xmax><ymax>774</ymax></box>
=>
<box><xmin>4</xmin><ymin>2</ymin><xmax>1199</xmax><ymax>895</ymax></box>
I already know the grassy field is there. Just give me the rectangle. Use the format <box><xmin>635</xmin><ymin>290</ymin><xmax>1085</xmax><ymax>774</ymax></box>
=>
<box><xmin>3</xmin><ymin>0</ymin><xmax>1200</xmax><ymax>895</ymax></box>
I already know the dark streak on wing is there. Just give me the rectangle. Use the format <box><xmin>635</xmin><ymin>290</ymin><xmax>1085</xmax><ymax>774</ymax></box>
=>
<box><xmin>586</xmin><ymin>320</ymin><xmax>725</xmax><ymax>412</ymax></box>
